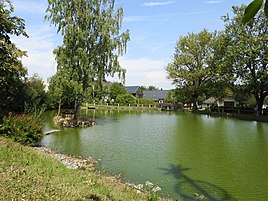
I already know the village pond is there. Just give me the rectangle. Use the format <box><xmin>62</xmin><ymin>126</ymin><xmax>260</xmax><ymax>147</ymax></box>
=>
<box><xmin>41</xmin><ymin>110</ymin><xmax>268</xmax><ymax>200</ymax></box>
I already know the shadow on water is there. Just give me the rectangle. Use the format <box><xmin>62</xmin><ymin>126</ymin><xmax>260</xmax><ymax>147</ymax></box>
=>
<box><xmin>160</xmin><ymin>164</ymin><xmax>236</xmax><ymax>201</ymax></box>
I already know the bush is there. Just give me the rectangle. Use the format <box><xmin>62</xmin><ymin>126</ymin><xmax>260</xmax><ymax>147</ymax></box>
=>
<box><xmin>2</xmin><ymin>114</ymin><xmax>43</xmax><ymax>146</ymax></box>
<box><xmin>136</xmin><ymin>98</ymin><xmax>155</xmax><ymax>105</ymax></box>
<box><xmin>116</xmin><ymin>94</ymin><xmax>136</xmax><ymax>105</ymax></box>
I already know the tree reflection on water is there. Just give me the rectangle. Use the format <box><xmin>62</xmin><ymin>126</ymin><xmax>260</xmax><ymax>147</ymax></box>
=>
<box><xmin>160</xmin><ymin>164</ymin><xmax>236</xmax><ymax>201</ymax></box>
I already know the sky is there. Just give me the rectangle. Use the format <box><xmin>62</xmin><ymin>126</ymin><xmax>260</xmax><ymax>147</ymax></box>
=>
<box><xmin>11</xmin><ymin>0</ymin><xmax>251</xmax><ymax>89</ymax></box>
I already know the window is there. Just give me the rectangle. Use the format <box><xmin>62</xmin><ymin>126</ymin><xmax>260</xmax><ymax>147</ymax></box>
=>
<box><xmin>224</xmin><ymin>101</ymin><xmax>234</xmax><ymax>108</ymax></box>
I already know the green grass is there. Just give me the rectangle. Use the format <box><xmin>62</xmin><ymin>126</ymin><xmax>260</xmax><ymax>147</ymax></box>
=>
<box><xmin>0</xmin><ymin>137</ymin><xmax>170</xmax><ymax>200</ymax></box>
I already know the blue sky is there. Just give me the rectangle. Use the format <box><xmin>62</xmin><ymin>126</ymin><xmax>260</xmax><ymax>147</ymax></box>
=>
<box><xmin>12</xmin><ymin>0</ymin><xmax>251</xmax><ymax>89</ymax></box>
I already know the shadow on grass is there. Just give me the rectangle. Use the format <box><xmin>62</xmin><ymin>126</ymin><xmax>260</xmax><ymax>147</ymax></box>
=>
<box><xmin>160</xmin><ymin>164</ymin><xmax>237</xmax><ymax>201</ymax></box>
<box><xmin>82</xmin><ymin>194</ymin><xmax>101</xmax><ymax>201</ymax></box>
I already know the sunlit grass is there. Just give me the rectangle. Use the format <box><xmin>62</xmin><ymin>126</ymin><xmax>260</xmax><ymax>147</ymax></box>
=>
<box><xmin>0</xmin><ymin>137</ymin><xmax>170</xmax><ymax>200</ymax></box>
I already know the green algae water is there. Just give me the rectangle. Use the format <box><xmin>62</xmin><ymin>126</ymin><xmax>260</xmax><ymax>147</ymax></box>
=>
<box><xmin>41</xmin><ymin>110</ymin><xmax>268</xmax><ymax>200</ymax></box>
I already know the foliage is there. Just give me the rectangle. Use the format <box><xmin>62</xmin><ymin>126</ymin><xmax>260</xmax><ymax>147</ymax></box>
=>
<box><xmin>2</xmin><ymin>114</ymin><xmax>43</xmax><ymax>146</ymax></box>
<box><xmin>147</xmin><ymin>193</ymin><xmax>159</xmax><ymax>201</ymax></box>
<box><xmin>232</xmin><ymin>85</ymin><xmax>252</xmax><ymax>107</ymax></box>
<box><xmin>140</xmin><ymin>86</ymin><xmax>160</xmax><ymax>91</ymax></box>
<box><xmin>223</xmin><ymin>5</ymin><xmax>268</xmax><ymax>115</ymax></box>
<box><xmin>204</xmin><ymin>80</ymin><xmax>233</xmax><ymax>100</ymax></box>
<box><xmin>84</xmin><ymin>82</ymin><xmax>110</xmax><ymax>103</ymax></box>
<box><xmin>45</xmin><ymin>0</ymin><xmax>130</xmax><ymax>118</ymax></box>
<box><xmin>47</xmin><ymin>71</ymin><xmax>82</xmax><ymax>114</ymax></box>
<box><xmin>136</xmin><ymin>98</ymin><xmax>155</xmax><ymax>105</ymax></box>
<box><xmin>171</xmin><ymin>88</ymin><xmax>191</xmax><ymax>104</ymax></box>
<box><xmin>166</xmin><ymin>29</ymin><xmax>232</xmax><ymax>110</ymax></box>
<box><xmin>116</xmin><ymin>94</ymin><xmax>136</xmax><ymax>105</ymax></box>
<box><xmin>24</xmin><ymin>74</ymin><xmax>47</xmax><ymax>111</ymax></box>
<box><xmin>243</xmin><ymin>0</ymin><xmax>268</xmax><ymax>24</ymax></box>
<box><xmin>165</xmin><ymin>90</ymin><xmax>178</xmax><ymax>103</ymax></box>
<box><xmin>245</xmin><ymin>95</ymin><xmax>257</xmax><ymax>108</ymax></box>
<box><xmin>109</xmin><ymin>82</ymin><xmax>126</xmax><ymax>100</ymax></box>
<box><xmin>0</xmin><ymin>0</ymin><xmax>28</xmax><ymax>112</ymax></box>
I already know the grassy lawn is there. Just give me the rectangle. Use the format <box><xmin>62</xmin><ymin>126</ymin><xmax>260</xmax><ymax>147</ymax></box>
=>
<box><xmin>0</xmin><ymin>137</ymin><xmax>169</xmax><ymax>200</ymax></box>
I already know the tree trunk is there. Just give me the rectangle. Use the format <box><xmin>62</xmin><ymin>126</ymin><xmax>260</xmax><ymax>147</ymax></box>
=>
<box><xmin>255</xmin><ymin>92</ymin><xmax>265</xmax><ymax>116</ymax></box>
<box><xmin>192</xmin><ymin>95</ymin><xmax>198</xmax><ymax>112</ymax></box>
<box><xmin>256</xmin><ymin>97</ymin><xmax>264</xmax><ymax>116</ymax></box>
<box><xmin>73</xmin><ymin>96</ymin><xmax>80</xmax><ymax>121</ymax></box>
<box><xmin>57</xmin><ymin>98</ymin><xmax>61</xmax><ymax>116</ymax></box>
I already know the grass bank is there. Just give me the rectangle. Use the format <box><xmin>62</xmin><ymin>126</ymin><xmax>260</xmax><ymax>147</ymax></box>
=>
<box><xmin>0</xmin><ymin>137</ymin><xmax>170</xmax><ymax>200</ymax></box>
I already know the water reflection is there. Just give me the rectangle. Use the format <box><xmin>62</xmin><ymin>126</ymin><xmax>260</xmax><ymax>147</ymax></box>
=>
<box><xmin>42</xmin><ymin>110</ymin><xmax>268</xmax><ymax>200</ymax></box>
<box><xmin>160</xmin><ymin>164</ymin><xmax>236</xmax><ymax>201</ymax></box>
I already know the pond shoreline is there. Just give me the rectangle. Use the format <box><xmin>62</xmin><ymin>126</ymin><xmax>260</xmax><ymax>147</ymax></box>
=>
<box><xmin>36</xmin><ymin>144</ymin><xmax>167</xmax><ymax>198</ymax></box>
<box><xmin>36</xmin><ymin>146</ymin><xmax>97</xmax><ymax>170</ymax></box>
<box><xmin>0</xmin><ymin>137</ymin><xmax>172</xmax><ymax>200</ymax></box>
<box><xmin>82</xmin><ymin>106</ymin><xmax>268</xmax><ymax>123</ymax></box>
<box><xmin>197</xmin><ymin>110</ymin><xmax>268</xmax><ymax>123</ymax></box>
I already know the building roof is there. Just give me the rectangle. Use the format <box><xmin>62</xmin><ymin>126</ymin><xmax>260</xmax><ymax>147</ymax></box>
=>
<box><xmin>125</xmin><ymin>86</ymin><xmax>140</xmax><ymax>94</ymax></box>
<box><xmin>203</xmin><ymin>97</ymin><xmax>217</xmax><ymax>104</ymax></box>
<box><xmin>143</xmin><ymin>90</ymin><xmax>169</xmax><ymax>100</ymax></box>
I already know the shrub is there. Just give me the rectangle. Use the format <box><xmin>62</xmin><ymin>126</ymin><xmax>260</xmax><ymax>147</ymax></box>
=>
<box><xmin>116</xmin><ymin>94</ymin><xmax>136</xmax><ymax>105</ymax></box>
<box><xmin>136</xmin><ymin>98</ymin><xmax>155</xmax><ymax>105</ymax></box>
<box><xmin>2</xmin><ymin>114</ymin><xmax>43</xmax><ymax>146</ymax></box>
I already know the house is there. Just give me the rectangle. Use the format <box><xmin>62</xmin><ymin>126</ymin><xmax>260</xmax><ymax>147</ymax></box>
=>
<box><xmin>219</xmin><ymin>97</ymin><xmax>238</xmax><ymax>108</ymax></box>
<box><xmin>202</xmin><ymin>97</ymin><xmax>217</xmax><ymax>108</ymax></box>
<box><xmin>143</xmin><ymin>90</ymin><xmax>169</xmax><ymax>103</ymax></box>
<box><xmin>202</xmin><ymin>97</ymin><xmax>238</xmax><ymax>108</ymax></box>
<box><xmin>125</xmin><ymin>86</ymin><xmax>143</xmax><ymax>98</ymax></box>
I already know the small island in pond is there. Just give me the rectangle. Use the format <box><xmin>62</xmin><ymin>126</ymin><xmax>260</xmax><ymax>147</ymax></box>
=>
<box><xmin>53</xmin><ymin>110</ymin><xmax>96</xmax><ymax>128</ymax></box>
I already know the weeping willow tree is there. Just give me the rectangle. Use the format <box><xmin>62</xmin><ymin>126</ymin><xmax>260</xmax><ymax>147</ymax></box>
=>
<box><xmin>45</xmin><ymin>0</ymin><xmax>130</xmax><ymax>120</ymax></box>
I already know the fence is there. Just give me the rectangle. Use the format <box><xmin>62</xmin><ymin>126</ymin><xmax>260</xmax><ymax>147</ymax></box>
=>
<box><xmin>86</xmin><ymin>103</ymin><xmax>178</xmax><ymax>111</ymax></box>
<box><xmin>210</xmin><ymin>107</ymin><xmax>268</xmax><ymax>115</ymax></box>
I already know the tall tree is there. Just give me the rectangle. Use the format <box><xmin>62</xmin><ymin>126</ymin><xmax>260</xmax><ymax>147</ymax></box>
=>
<box><xmin>47</xmin><ymin>70</ymin><xmax>82</xmax><ymax>115</ymax></box>
<box><xmin>45</xmin><ymin>0</ymin><xmax>130</xmax><ymax>120</ymax></box>
<box><xmin>223</xmin><ymin>6</ymin><xmax>268</xmax><ymax>115</ymax></box>
<box><xmin>166</xmin><ymin>29</ymin><xmax>231</xmax><ymax>111</ymax></box>
<box><xmin>0</xmin><ymin>0</ymin><xmax>28</xmax><ymax>112</ymax></box>
<box><xmin>24</xmin><ymin>74</ymin><xmax>47</xmax><ymax>112</ymax></box>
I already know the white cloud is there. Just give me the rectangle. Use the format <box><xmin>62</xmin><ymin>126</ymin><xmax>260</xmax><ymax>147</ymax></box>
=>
<box><xmin>123</xmin><ymin>16</ymin><xmax>149</xmax><ymax>22</ymax></box>
<box><xmin>124</xmin><ymin>10</ymin><xmax>214</xmax><ymax>23</ymax></box>
<box><xmin>107</xmin><ymin>57</ymin><xmax>173</xmax><ymax>89</ymax></box>
<box><xmin>12</xmin><ymin>25</ymin><xmax>58</xmax><ymax>80</ymax></box>
<box><xmin>143</xmin><ymin>1</ymin><xmax>175</xmax><ymax>7</ymax></box>
<box><xmin>205</xmin><ymin>1</ymin><xmax>223</xmax><ymax>4</ymax></box>
<box><xmin>123</xmin><ymin>15</ymin><xmax>169</xmax><ymax>22</ymax></box>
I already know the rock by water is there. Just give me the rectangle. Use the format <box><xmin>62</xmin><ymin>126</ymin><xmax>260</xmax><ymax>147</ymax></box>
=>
<box><xmin>53</xmin><ymin>116</ymin><xmax>96</xmax><ymax>128</ymax></box>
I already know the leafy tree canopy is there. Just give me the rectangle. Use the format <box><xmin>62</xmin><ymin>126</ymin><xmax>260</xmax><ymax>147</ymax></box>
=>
<box><xmin>47</xmin><ymin>70</ymin><xmax>82</xmax><ymax>115</ymax></box>
<box><xmin>109</xmin><ymin>82</ymin><xmax>126</xmax><ymax>100</ymax></box>
<box><xmin>140</xmin><ymin>86</ymin><xmax>159</xmax><ymax>91</ymax></box>
<box><xmin>116</xmin><ymin>94</ymin><xmax>136</xmax><ymax>105</ymax></box>
<box><xmin>0</xmin><ymin>0</ymin><xmax>28</xmax><ymax>112</ymax></box>
<box><xmin>223</xmin><ymin>5</ymin><xmax>268</xmax><ymax>115</ymax></box>
<box><xmin>166</xmin><ymin>29</ymin><xmax>232</xmax><ymax>110</ymax></box>
<box><xmin>45</xmin><ymin>0</ymin><xmax>130</xmax><ymax>119</ymax></box>
<box><xmin>24</xmin><ymin>74</ymin><xmax>47</xmax><ymax>112</ymax></box>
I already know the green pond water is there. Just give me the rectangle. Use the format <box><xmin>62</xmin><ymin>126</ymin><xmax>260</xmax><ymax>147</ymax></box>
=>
<box><xmin>41</xmin><ymin>110</ymin><xmax>268</xmax><ymax>200</ymax></box>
